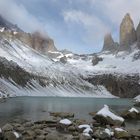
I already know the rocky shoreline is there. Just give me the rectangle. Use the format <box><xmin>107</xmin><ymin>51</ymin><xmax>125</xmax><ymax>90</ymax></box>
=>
<box><xmin>0</xmin><ymin>104</ymin><xmax>139</xmax><ymax>140</ymax></box>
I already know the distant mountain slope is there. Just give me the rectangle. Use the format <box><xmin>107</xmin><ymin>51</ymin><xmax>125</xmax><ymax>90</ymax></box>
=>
<box><xmin>0</xmin><ymin>15</ymin><xmax>22</xmax><ymax>32</ymax></box>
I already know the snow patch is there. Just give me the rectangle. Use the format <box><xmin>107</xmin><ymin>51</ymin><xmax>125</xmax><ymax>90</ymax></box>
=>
<box><xmin>115</xmin><ymin>128</ymin><xmax>126</xmax><ymax>132</ymax></box>
<box><xmin>13</xmin><ymin>131</ymin><xmax>20</xmax><ymax>138</ymax></box>
<box><xmin>97</xmin><ymin>105</ymin><xmax>124</xmax><ymax>122</ymax></box>
<box><xmin>129</xmin><ymin>107</ymin><xmax>139</xmax><ymax>113</ymax></box>
<box><xmin>59</xmin><ymin>119</ymin><xmax>72</xmax><ymax>125</ymax></box>
<box><xmin>105</xmin><ymin>128</ymin><xmax>114</xmax><ymax>136</ymax></box>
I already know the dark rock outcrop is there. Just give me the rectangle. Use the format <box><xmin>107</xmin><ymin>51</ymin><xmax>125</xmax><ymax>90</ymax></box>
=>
<box><xmin>32</xmin><ymin>32</ymin><xmax>57</xmax><ymax>53</ymax></box>
<box><xmin>86</xmin><ymin>74</ymin><xmax>140</xmax><ymax>98</ymax></box>
<box><xmin>60</xmin><ymin>56</ymin><xmax>67</xmax><ymax>64</ymax></box>
<box><xmin>92</xmin><ymin>55</ymin><xmax>103</xmax><ymax>66</ymax></box>
<box><xmin>102</xmin><ymin>33</ymin><xmax>118</xmax><ymax>52</ymax></box>
<box><xmin>0</xmin><ymin>57</ymin><xmax>33</xmax><ymax>87</ymax></box>
<box><xmin>119</xmin><ymin>13</ymin><xmax>137</xmax><ymax>51</ymax></box>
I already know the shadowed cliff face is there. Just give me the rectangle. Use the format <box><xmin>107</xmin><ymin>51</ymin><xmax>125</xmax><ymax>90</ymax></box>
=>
<box><xmin>0</xmin><ymin>30</ymin><xmax>57</xmax><ymax>54</ymax></box>
<box><xmin>32</xmin><ymin>32</ymin><xmax>57</xmax><ymax>53</ymax></box>
<box><xmin>86</xmin><ymin>74</ymin><xmax>140</xmax><ymax>98</ymax></box>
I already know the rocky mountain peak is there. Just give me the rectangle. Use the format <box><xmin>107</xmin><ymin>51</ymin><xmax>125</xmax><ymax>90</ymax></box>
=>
<box><xmin>136</xmin><ymin>22</ymin><xmax>140</xmax><ymax>48</ymax></box>
<box><xmin>0</xmin><ymin>15</ymin><xmax>22</xmax><ymax>32</ymax></box>
<box><xmin>0</xmin><ymin>15</ymin><xmax>57</xmax><ymax>54</ymax></box>
<box><xmin>102</xmin><ymin>33</ymin><xmax>118</xmax><ymax>52</ymax></box>
<box><xmin>32</xmin><ymin>31</ymin><xmax>57</xmax><ymax>52</ymax></box>
<box><xmin>119</xmin><ymin>13</ymin><xmax>137</xmax><ymax>51</ymax></box>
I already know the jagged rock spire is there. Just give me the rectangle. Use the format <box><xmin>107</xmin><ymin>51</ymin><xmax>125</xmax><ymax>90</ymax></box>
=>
<box><xmin>120</xmin><ymin>13</ymin><xmax>137</xmax><ymax>51</ymax></box>
<box><xmin>136</xmin><ymin>22</ymin><xmax>140</xmax><ymax>48</ymax></box>
<box><xmin>102</xmin><ymin>33</ymin><xmax>118</xmax><ymax>52</ymax></box>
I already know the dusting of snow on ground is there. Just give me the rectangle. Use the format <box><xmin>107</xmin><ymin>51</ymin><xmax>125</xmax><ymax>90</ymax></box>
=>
<box><xmin>129</xmin><ymin>107</ymin><xmax>139</xmax><ymax>113</ymax></box>
<box><xmin>59</xmin><ymin>119</ymin><xmax>72</xmax><ymax>125</ymax></box>
<box><xmin>67</xmin><ymin>50</ymin><xmax>140</xmax><ymax>76</ymax></box>
<box><xmin>97</xmin><ymin>105</ymin><xmax>124</xmax><ymax>122</ymax></box>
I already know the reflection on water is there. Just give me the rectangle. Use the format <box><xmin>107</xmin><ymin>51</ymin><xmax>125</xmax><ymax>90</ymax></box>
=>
<box><xmin>0</xmin><ymin>97</ymin><xmax>139</xmax><ymax>128</ymax></box>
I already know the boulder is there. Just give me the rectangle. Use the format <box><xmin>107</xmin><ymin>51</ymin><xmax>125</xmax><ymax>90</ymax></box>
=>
<box><xmin>121</xmin><ymin>107</ymin><xmax>140</xmax><ymax>120</ymax></box>
<box><xmin>60</xmin><ymin>56</ymin><xmax>67</xmax><ymax>64</ymax></box>
<box><xmin>94</xmin><ymin>105</ymin><xmax>124</xmax><ymax>126</ymax></box>
<box><xmin>93</xmin><ymin>128</ymin><xmax>112</xmax><ymax>139</ymax></box>
<box><xmin>120</xmin><ymin>13</ymin><xmax>137</xmax><ymax>51</ymax></box>
<box><xmin>79</xmin><ymin>133</ymin><xmax>92</xmax><ymax>140</ymax></box>
<box><xmin>128</xmin><ymin>129</ymin><xmax>140</xmax><ymax>137</ymax></box>
<box><xmin>3</xmin><ymin>131</ymin><xmax>21</xmax><ymax>140</ymax></box>
<box><xmin>2</xmin><ymin>123</ymin><xmax>13</xmax><ymax>132</ymax></box>
<box><xmin>92</xmin><ymin>55</ymin><xmax>103</xmax><ymax>66</ymax></box>
<box><xmin>114</xmin><ymin>128</ymin><xmax>131</xmax><ymax>139</ymax></box>
<box><xmin>134</xmin><ymin>101</ymin><xmax>140</xmax><ymax>107</ymax></box>
<box><xmin>45</xmin><ymin>132</ymin><xmax>70</xmax><ymax>140</ymax></box>
<box><xmin>57</xmin><ymin>119</ymin><xmax>72</xmax><ymax>132</ymax></box>
<box><xmin>50</xmin><ymin>112</ymin><xmax>74</xmax><ymax>118</ymax></box>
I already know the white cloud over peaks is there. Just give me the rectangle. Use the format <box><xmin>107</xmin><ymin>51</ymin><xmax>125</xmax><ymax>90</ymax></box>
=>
<box><xmin>63</xmin><ymin>10</ymin><xmax>109</xmax><ymax>44</ymax></box>
<box><xmin>0</xmin><ymin>0</ymin><xmax>44</xmax><ymax>33</ymax></box>
<box><xmin>90</xmin><ymin>0</ymin><xmax>140</xmax><ymax>27</ymax></box>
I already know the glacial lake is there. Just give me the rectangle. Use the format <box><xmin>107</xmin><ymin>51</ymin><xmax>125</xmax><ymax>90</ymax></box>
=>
<box><xmin>0</xmin><ymin>97</ymin><xmax>139</xmax><ymax>128</ymax></box>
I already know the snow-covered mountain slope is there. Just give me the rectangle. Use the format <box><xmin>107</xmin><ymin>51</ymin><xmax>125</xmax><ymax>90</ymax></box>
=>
<box><xmin>49</xmin><ymin>46</ymin><xmax>140</xmax><ymax>77</ymax></box>
<box><xmin>0</xmin><ymin>33</ymin><xmax>115</xmax><ymax>98</ymax></box>
<box><xmin>68</xmin><ymin>50</ymin><xmax>140</xmax><ymax>76</ymax></box>
<box><xmin>0</xmin><ymin>13</ymin><xmax>140</xmax><ymax>98</ymax></box>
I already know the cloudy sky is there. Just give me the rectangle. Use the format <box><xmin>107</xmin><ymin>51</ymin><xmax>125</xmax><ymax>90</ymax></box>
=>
<box><xmin>0</xmin><ymin>0</ymin><xmax>140</xmax><ymax>53</ymax></box>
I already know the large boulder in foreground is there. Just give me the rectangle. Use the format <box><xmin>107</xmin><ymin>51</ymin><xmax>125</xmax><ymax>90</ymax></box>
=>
<box><xmin>120</xmin><ymin>13</ymin><xmax>137</xmax><ymax>51</ymax></box>
<box><xmin>94</xmin><ymin>105</ymin><xmax>124</xmax><ymax>126</ymax></box>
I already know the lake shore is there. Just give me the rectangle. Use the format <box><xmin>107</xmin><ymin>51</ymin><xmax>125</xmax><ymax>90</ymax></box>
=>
<box><xmin>0</xmin><ymin>103</ymin><xmax>140</xmax><ymax>140</ymax></box>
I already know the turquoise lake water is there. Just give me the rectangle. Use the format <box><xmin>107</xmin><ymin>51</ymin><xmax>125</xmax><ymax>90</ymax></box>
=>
<box><xmin>0</xmin><ymin>97</ymin><xmax>139</xmax><ymax>128</ymax></box>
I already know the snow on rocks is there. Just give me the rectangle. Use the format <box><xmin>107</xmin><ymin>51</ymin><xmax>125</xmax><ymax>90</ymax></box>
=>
<box><xmin>134</xmin><ymin>95</ymin><xmax>140</xmax><ymax>107</ymax></box>
<box><xmin>105</xmin><ymin>128</ymin><xmax>114</xmax><ymax>136</ymax></box>
<box><xmin>78</xmin><ymin>124</ymin><xmax>93</xmax><ymax>137</ymax></box>
<box><xmin>121</xmin><ymin>107</ymin><xmax>140</xmax><ymax>120</ymax></box>
<box><xmin>129</xmin><ymin>107</ymin><xmax>139</xmax><ymax>113</ymax></box>
<box><xmin>13</xmin><ymin>131</ymin><xmax>20</xmax><ymax>138</ymax></box>
<box><xmin>115</xmin><ymin>128</ymin><xmax>126</xmax><ymax>132</ymax></box>
<box><xmin>93</xmin><ymin>127</ymin><xmax>112</xmax><ymax>139</ymax></box>
<box><xmin>59</xmin><ymin>119</ymin><xmax>72</xmax><ymax>125</ymax></box>
<box><xmin>94</xmin><ymin>105</ymin><xmax>124</xmax><ymax>126</ymax></box>
<box><xmin>114</xmin><ymin>128</ymin><xmax>130</xmax><ymax>139</ymax></box>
